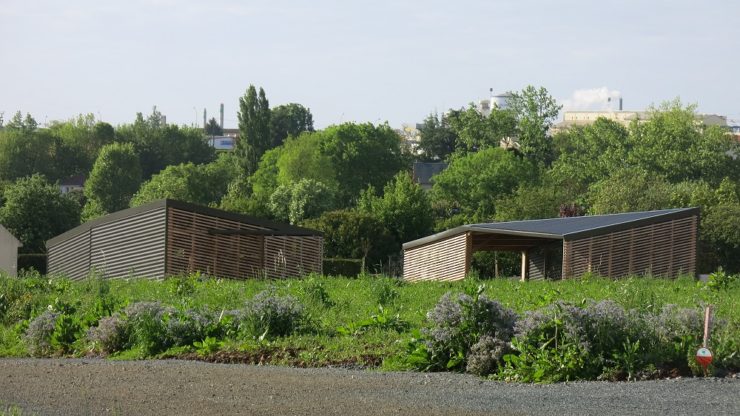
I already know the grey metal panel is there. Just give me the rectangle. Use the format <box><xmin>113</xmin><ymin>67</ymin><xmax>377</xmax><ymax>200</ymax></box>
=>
<box><xmin>47</xmin><ymin>229</ymin><xmax>90</xmax><ymax>280</ymax></box>
<box><xmin>89</xmin><ymin>207</ymin><xmax>166</xmax><ymax>279</ymax></box>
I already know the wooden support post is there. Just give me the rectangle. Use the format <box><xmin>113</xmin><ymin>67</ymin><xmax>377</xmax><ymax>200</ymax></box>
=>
<box><xmin>521</xmin><ymin>250</ymin><xmax>528</xmax><ymax>282</ymax></box>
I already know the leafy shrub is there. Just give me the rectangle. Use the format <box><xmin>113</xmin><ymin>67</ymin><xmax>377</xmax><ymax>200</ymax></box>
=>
<box><xmin>24</xmin><ymin>310</ymin><xmax>59</xmax><ymax>357</ymax></box>
<box><xmin>420</xmin><ymin>287</ymin><xmax>516</xmax><ymax>372</ymax></box>
<box><xmin>466</xmin><ymin>335</ymin><xmax>512</xmax><ymax>376</ymax></box>
<box><xmin>87</xmin><ymin>314</ymin><xmax>129</xmax><ymax>354</ymax></box>
<box><xmin>706</xmin><ymin>269</ymin><xmax>739</xmax><ymax>291</ymax></box>
<box><xmin>50</xmin><ymin>313</ymin><xmax>82</xmax><ymax>354</ymax></box>
<box><xmin>238</xmin><ymin>291</ymin><xmax>306</xmax><ymax>339</ymax></box>
<box><xmin>372</xmin><ymin>277</ymin><xmax>401</xmax><ymax>306</ymax></box>
<box><xmin>166</xmin><ymin>309</ymin><xmax>216</xmax><ymax>347</ymax></box>
<box><xmin>505</xmin><ymin>301</ymin><xmax>592</xmax><ymax>381</ymax></box>
<box><xmin>301</xmin><ymin>277</ymin><xmax>334</xmax><ymax>308</ymax></box>
<box><xmin>650</xmin><ymin>304</ymin><xmax>703</xmax><ymax>369</ymax></box>
<box><xmin>124</xmin><ymin>301</ymin><xmax>175</xmax><ymax>355</ymax></box>
<box><xmin>322</xmin><ymin>258</ymin><xmax>363</xmax><ymax>277</ymax></box>
<box><xmin>336</xmin><ymin>306</ymin><xmax>408</xmax><ymax>336</ymax></box>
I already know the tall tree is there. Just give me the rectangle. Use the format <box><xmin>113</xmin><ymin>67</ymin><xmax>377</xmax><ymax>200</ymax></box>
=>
<box><xmin>358</xmin><ymin>172</ymin><xmax>434</xmax><ymax>248</ymax></box>
<box><xmin>116</xmin><ymin>109</ymin><xmax>215</xmax><ymax>179</ymax></box>
<box><xmin>319</xmin><ymin>122</ymin><xmax>408</xmax><ymax>204</ymax></box>
<box><xmin>236</xmin><ymin>85</ymin><xmax>271</xmax><ymax>176</ymax></box>
<box><xmin>507</xmin><ymin>86</ymin><xmax>561</xmax><ymax>164</ymax></box>
<box><xmin>627</xmin><ymin>99</ymin><xmax>737</xmax><ymax>184</ymax></box>
<box><xmin>130</xmin><ymin>155</ymin><xmax>238</xmax><ymax>207</ymax></box>
<box><xmin>0</xmin><ymin>174</ymin><xmax>81</xmax><ymax>253</ymax></box>
<box><xmin>270</xmin><ymin>103</ymin><xmax>314</xmax><ymax>148</ymax></box>
<box><xmin>430</xmin><ymin>147</ymin><xmax>538</xmax><ymax>229</ymax></box>
<box><xmin>205</xmin><ymin>117</ymin><xmax>223</xmax><ymax>136</ymax></box>
<box><xmin>418</xmin><ymin>112</ymin><xmax>458</xmax><ymax>161</ymax></box>
<box><xmin>84</xmin><ymin>143</ymin><xmax>142</xmax><ymax>217</ymax></box>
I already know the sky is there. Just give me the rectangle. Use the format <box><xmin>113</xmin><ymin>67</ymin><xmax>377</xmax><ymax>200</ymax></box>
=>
<box><xmin>1</xmin><ymin>0</ymin><xmax>738</xmax><ymax>129</ymax></box>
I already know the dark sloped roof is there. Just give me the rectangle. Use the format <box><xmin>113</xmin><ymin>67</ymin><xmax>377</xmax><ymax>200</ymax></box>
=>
<box><xmin>412</xmin><ymin>162</ymin><xmax>448</xmax><ymax>186</ymax></box>
<box><xmin>403</xmin><ymin>208</ymin><xmax>699</xmax><ymax>250</ymax></box>
<box><xmin>47</xmin><ymin>199</ymin><xmax>321</xmax><ymax>248</ymax></box>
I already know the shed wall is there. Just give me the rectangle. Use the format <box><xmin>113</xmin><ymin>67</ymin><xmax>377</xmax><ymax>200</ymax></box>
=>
<box><xmin>166</xmin><ymin>208</ymin><xmax>322</xmax><ymax>279</ymax></box>
<box><xmin>0</xmin><ymin>229</ymin><xmax>22</xmax><ymax>277</ymax></box>
<box><xmin>48</xmin><ymin>230</ymin><xmax>90</xmax><ymax>280</ymax></box>
<box><xmin>563</xmin><ymin>215</ymin><xmax>696</xmax><ymax>278</ymax></box>
<box><xmin>89</xmin><ymin>207</ymin><xmax>167</xmax><ymax>279</ymax></box>
<box><xmin>403</xmin><ymin>233</ymin><xmax>469</xmax><ymax>282</ymax></box>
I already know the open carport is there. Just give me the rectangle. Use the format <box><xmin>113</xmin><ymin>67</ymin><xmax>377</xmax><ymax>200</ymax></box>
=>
<box><xmin>402</xmin><ymin>208</ymin><xmax>699</xmax><ymax>282</ymax></box>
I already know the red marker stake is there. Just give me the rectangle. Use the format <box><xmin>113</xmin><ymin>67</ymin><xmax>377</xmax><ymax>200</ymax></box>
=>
<box><xmin>696</xmin><ymin>306</ymin><xmax>713</xmax><ymax>376</ymax></box>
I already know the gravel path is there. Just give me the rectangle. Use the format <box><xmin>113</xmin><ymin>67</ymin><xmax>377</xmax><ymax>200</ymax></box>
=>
<box><xmin>1</xmin><ymin>359</ymin><xmax>738</xmax><ymax>415</ymax></box>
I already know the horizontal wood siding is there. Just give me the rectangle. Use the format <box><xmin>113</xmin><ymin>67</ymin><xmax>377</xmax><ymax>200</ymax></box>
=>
<box><xmin>403</xmin><ymin>233</ymin><xmax>469</xmax><ymax>282</ymax></box>
<box><xmin>89</xmin><ymin>207</ymin><xmax>166</xmax><ymax>279</ymax></box>
<box><xmin>167</xmin><ymin>208</ymin><xmax>322</xmax><ymax>279</ymax></box>
<box><xmin>47</xmin><ymin>230</ymin><xmax>90</xmax><ymax>280</ymax></box>
<box><xmin>563</xmin><ymin>215</ymin><xmax>696</xmax><ymax>279</ymax></box>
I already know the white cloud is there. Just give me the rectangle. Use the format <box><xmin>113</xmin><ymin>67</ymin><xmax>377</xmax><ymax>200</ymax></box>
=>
<box><xmin>560</xmin><ymin>87</ymin><xmax>622</xmax><ymax>111</ymax></box>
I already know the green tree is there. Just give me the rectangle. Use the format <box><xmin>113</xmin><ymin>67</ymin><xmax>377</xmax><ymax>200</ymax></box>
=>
<box><xmin>357</xmin><ymin>172</ymin><xmax>433</xmax><ymax>246</ymax></box>
<box><xmin>302</xmin><ymin>209</ymin><xmax>395</xmax><ymax>270</ymax></box>
<box><xmin>269</xmin><ymin>179</ymin><xmax>335</xmax><ymax>224</ymax></box>
<box><xmin>205</xmin><ymin>117</ymin><xmax>223</xmax><ymax>136</ymax></box>
<box><xmin>418</xmin><ymin>112</ymin><xmax>459</xmax><ymax>161</ymax></box>
<box><xmin>270</xmin><ymin>103</ymin><xmax>314</xmax><ymax>148</ymax></box>
<box><xmin>130</xmin><ymin>155</ymin><xmax>239</xmax><ymax>207</ymax></box>
<box><xmin>275</xmin><ymin>132</ymin><xmax>336</xmax><ymax>188</ymax></box>
<box><xmin>116</xmin><ymin>109</ymin><xmax>215</xmax><ymax>179</ymax></box>
<box><xmin>431</xmin><ymin>147</ymin><xmax>538</xmax><ymax>228</ymax></box>
<box><xmin>700</xmin><ymin>203</ymin><xmax>740</xmax><ymax>273</ymax></box>
<box><xmin>0</xmin><ymin>174</ymin><xmax>80</xmax><ymax>253</ymax></box>
<box><xmin>587</xmin><ymin>168</ymin><xmax>673</xmax><ymax>214</ymax></box>
<box><xmin>236</xmin><ymin>85</ymin><xmax>272</xmax><ymax>176</ymax></box>
<box><xmin>4</xmin><ymin>111</ymin><xmax>38</xmax><ymax>134</ymax></box>
<box><xmin>506</xmin><ymin>86</ymin><xmax>561</xmax><ymax>164</ymax></box>
<box><xmin>627</xmin><ymin>99</ymin><xmax>737</xmax><ymax>184</ymax></box>
<box><xmin>319</xmin><ymin>122</ymin><xmax>408</xmax><ymax>204</ymax></box>
<box><xmin>84</xmin><ymin>143</ymin><xmax>142</xmax><ymax>217</ymax></box>
<box><xmin>550</xmin><ymin>118</ymin><xmax>630</xmax><ymax>191</ymax></box>
<box><xmin>0</xmin><ymin>126</ymin><xmax>85</xmax><ymax>183</ymax></box>
<box><xmin>48</xmin><ymin>114</ymin><xmax>115</xmax><ymax>174</ymax></box>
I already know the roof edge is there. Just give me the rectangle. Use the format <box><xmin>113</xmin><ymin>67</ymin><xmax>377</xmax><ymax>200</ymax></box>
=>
<box><xmin>47</xmin><ymin>199</ymin><xmax>322</xmax><ymax>249</ymax></box>
<box><xmin>563</xmin><ymin>207</ymin><xmax>700</xmax><ymax>240</ymax></box>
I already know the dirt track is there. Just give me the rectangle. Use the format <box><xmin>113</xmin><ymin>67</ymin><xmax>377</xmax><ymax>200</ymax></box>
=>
<box><xmin>1</xmin><ymin>359</ymin><xmax>738</xmax><ymax>415</ymax></box>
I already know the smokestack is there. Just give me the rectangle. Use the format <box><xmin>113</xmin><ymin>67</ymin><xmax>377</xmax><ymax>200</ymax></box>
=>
<box><xmin>619</xmin><ymin>98</ymin><xmax>623</xmax><ymax>111</ymax></box>
<box><xmin>220</xmin><ymin>103</ymin><xmax>224</xmax><ymax>130</ymax></box>
<box><xmin>203</xmin><ymin>109</ymin><xmax>207</xmax><ymax>130</ymax></box>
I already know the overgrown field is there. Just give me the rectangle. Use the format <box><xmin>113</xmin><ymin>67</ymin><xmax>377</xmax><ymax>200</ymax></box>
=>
<box><xmin>1</xmin><ymin>271</ymin><xmax>738</xmax><ymax>382</ymax></box>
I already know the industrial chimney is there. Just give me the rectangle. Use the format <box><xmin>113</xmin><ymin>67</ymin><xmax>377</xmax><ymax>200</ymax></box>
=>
<box><xmin>619</xmin><ymin>98</ymin><xmax>623</xmax><ymax>111</ymax></box>
<box><xmin>203</xmin><ymin>109</ymin><xmax>207</xmax><ymax>130</ymax></box>
<box><xmin>220</xmin><ymin>103</ymin><xmax>224</xmax><ymax>131</ymax></box>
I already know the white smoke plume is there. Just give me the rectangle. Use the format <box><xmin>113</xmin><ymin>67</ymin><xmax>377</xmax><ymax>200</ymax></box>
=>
<box><xmin>560</xmin><ymin>87</ymin><xmax>622</xmax><ymax>111</ymax></box>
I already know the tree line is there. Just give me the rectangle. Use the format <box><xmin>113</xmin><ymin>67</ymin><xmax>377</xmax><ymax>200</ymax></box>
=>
<box><xmin>0</xmin><ymin>85</ymin><xmax>738</xmax><ymax>275</ymax></box>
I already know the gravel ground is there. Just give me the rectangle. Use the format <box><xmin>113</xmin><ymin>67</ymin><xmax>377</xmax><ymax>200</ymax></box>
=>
<box><xmin>1</xmin><ymin>359</ymin><xmax>738</xmax><ymax>416</ymax></box>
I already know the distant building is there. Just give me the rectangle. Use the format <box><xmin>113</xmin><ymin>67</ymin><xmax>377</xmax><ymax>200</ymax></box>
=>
<box><xmin>553</xmin><ymin>111</ymin><xmax>727</xmax><ymax>134</ymax></box>
<box><xmin>412</xmin><ymin>162</ymin><xmax>448</xmax><ymax>191</ymax></box>
<box><xmin>207</xmin><ymin>136</ymin><xmax>235</xmax><ymax>151</ymax></box>
<box><xmin>477</xmin><ymin>91</ymin><xmax>513</xmax><ymax>117</ymax></box>
<box><xmin>59</xmin><ymin>175</ymin><xmax>85</xmax><ymax>194</ymax></box>
<box><xmin>0</xmin><ymin>225</ymin><xmax>22</xmax><ymax>277</ymax></box>
<box><xmin>396</xmin><ymin>124</ymin><xmax>422</xmax><ymax>155</ymax></box>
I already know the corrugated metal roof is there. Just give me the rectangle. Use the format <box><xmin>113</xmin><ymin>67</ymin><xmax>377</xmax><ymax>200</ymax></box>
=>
<box><xmin>403</xmin><ymin>208</ymin><xmax>699</xmax><ymax>250</ymax></box>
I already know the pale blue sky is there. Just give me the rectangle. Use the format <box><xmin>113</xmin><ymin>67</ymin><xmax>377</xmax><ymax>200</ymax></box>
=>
<box><xmin>1</xmin><ymin>0</ymin><xmax>738</xmax><ymax>128</ymax></box>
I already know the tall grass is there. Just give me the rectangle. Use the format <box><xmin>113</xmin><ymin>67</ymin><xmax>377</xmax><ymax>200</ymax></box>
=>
<box><xmin>0</xmin><ymin>272</ymin><xmax>737</xmax><ymax>378</ymax></box>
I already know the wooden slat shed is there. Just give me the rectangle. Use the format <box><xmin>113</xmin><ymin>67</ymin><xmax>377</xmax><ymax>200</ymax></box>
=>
<box><xmin>402</xmin><ymin>208</ymin><xmax>699</xmax><ymax>282</ymax></box>
<box><xmin>47</xmin><ymin>199</ymin><xmax>323</xmax><ymax>280</ymax></box>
